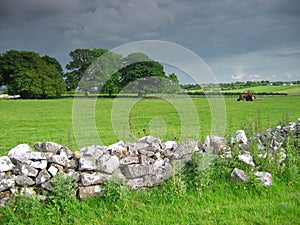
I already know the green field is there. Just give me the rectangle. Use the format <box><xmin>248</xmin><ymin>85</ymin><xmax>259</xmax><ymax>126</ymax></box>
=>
<box><xmin>0</xmin><ymin>96</ymin><xmax>299</xmax><ymax>224</ymax></box>
<box><xmin>1</xmin><ymin>96</ymin><xmax>299</xmax><ymax>154</ymax></box>
<box><xmin>223</xmin><ymin>84</ymin><xmax>300</xmax><ymax>95</ymax></box>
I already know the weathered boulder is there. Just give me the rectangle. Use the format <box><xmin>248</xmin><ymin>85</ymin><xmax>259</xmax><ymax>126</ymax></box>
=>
<box><xmin>255</xmin><ymin>171</ymin><xmax>272</xmax><ymax>186</ymax></box>
<box><xmin>238</xmin><ymin>150</ymin><xmax>255</xmax><ymax>167</ymax></box>
<box><xmin>231</xmin><ymin>168</ymin><xmax>248</xmax><ymax>183</ymax></box>
<box><xmin>78</xmin><ymin>156</ymin><xmax>97</xmax><ymax>171</ymax></box>
<box><xmin>51</xmin><ymin>154</ymin><xmax>70</xmax><ymax>168</ymax></box>
<box><xmin>80</xmin><ymin>145</ymin><xmax>104</xmax><ymax>158</ymax></box>
<box><xmin>0</xmin><ymin>156</ymin><xmax>14</xmax><ymax>172</ymax></box>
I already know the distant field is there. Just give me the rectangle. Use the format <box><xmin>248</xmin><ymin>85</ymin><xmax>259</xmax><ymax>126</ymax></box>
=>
<box><xmin>1</xmin><ymin>96</ymin><xmax>300</xmax><ymax>154</ymax></box>
<box><xmin>223</xmin><ymin>84</ymin><xmax>300</xmax><ymax>95</ymax></box>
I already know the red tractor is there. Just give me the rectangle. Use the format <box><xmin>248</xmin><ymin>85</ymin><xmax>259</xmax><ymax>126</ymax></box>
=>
<box><xmin>237</xmin><ymin>90</ymin><xmax>256</xmax><ymax>101</ymax></box>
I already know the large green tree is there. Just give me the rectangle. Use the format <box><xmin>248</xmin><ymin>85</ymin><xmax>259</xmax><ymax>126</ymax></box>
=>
<box><xmin>65</xmin><ymin>48</ymin><xmax>108</xmax><ymax>91</ymax></box>
<box><xmin>0</xmin><ymin>50</ymin><xmax>65</xmax><ymax>98</ymax></box>
<box><xmin>118</xmin><ymin>53</ymin><xmax>170</xmax><ymax>97</ymax></box>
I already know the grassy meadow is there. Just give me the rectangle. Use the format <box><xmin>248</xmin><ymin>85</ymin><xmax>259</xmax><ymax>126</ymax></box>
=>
<box><xmin>0</xmin><ymin>95</ymin><xmax>299</xmax><ymax>154</ymax></box>
<box><xmin>0</xmin><ymin>95</ymin><xmax>299</xmax><ymax>224</ymax></box>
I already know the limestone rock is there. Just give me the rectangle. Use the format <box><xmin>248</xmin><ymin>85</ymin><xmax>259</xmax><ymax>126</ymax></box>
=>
<box><xmin>165</xmin><ymin>140</ymin><xmax>177</xmax><ymax>150</ymax></box>
<box><xmin>58</xmin><ymin>147</ymin><xmax>74</xmax><ymax>159</ymax></box>
<box><xmin>48</xmin><ymin>165</ymin><xmax>58</xmax><ymax>177</ymax></box>
<box><xmin>80</xmin><ymin>172</ymin><xmax>111</xmax><ymax>186</ymax></box>
<box><xmin>203</xmin><ymin>136</ymin><xmax>227</xmax><ymax>154</ymax></box>
<box><xmin>35</xmin><ymin>142</ymin><xmax>61</xmax><ymax>154</ymax></box>
<box><xmin>15</xmin><ymin>175</ymin><xmax>35</xmax><ymax>186</ymax></box>
<box><xmin>97</xmin><ymin>154</ymin><xmax>119</xmax><ymax>174</ymax></box>
<box><xmin>231</xmin><ymin>130</ymin><xmax>248</xmax><ymax>145</ymax></box>
<box><xmin>231</xmin><ymin>168</ymin><xmax>248</xmax><ymax>183</ymax></box>
<box><xmin>78</xmin><ymin>156</ymin><xmax>97</xmax><ymax>171</ymax></box>
<box><xmin>36</xmin><ymin>169</ymin><xmax>51</xmax><ymax>185</ymax></box>
<box><xmin>119</xmin><ymin>156</ymin><xmax>139</xmax><ymax>165</ymax></box>
<box><xmin>80</xmin><ymin>145</ymin><xmax>104</xmax><ymax>159</ymax></box>
<box><xmin>238</xmin><ymin>150</ymin><xmax>255</xmax><ymax>167</ymax></box>
<box><xmin>0</xmin><ymin>175</ymin><xmax>15</xmax><ymax>192</ymax></box>
<box><xmin>17</xmin><ymin>164</ymin><xmax>39</xmax><ymax>177</ymax></box>
<box><xmin>255</xmin><ymin>171</ymin><xmax>272</xmax><ymax>186</ymax></box>
<box><xmin>30</xmin><ymin>160</ymin><xmax>48</xmax><ymax>169</ymax></box>
<box><xmin>78</xmin><ymin>185</ymin><xmax>103</xmax><ymax>199</ymax></box>
<box><xmin>121</xmin><ymin>164</ymin><xmax>150</xmax><ymax>179</ymax></box>
<box><xmin>8</xmin><ymin>144</ymin><xmax>33</xmax><ymax>162</ymax></box>
<box><xmin>51</xmin><ymin>154</ymin><xmax>70</xmax><ymax>168</ymax></box>
<box><xmin>0</xmin><ymin>156</ymin><xmax>14</xmax><ymax>172</ymax></box>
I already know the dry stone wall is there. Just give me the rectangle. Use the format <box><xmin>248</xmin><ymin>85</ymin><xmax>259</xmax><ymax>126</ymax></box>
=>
<box><xmin>0</xmin><ymin>118</ymin><xmax>299</xmax><ymax>207</ymax></box>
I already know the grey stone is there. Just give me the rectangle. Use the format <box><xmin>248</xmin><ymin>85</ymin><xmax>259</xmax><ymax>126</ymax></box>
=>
<box><xmin>15</xmin><ymin>175</ymin><xmax>35</xmax><ymax>186</ymax></box>
<box><xmin>78</xmin><ymin>185</ymin><xmax>103</xmax><ymax>199</ymax></box>
<box><xmin>30</xmin><ymin>160</ymin><xmax>48</xmax><ymax>169</ymax></box>
<box><xmin>35</xmin><ymin>142</ymin><xmax>62</xmax><ymax>154</ymax></box>
<box><xmin>51</xmin><ymin>154</ymin><xmax>70</xmax><ymax>167</ymax></box>
<box><xmin>238</xmin><ymin>150</ymin><xmax>255</xmax><ymax>167</ymax></box>
<box><xmin>97</xmin><ymin>154</ymin><xmax>119</xmax><ymax>174</ymax></box>
<box><xmin>203</xmin><ymin>136</ymin><xmax>227</xmax><ymax>154</ymax></box>
<box><xmin>18</xmin><ymin>164</ymin><xmax>39</xmax><ymax>177</ymax></box>
<box><xmin>36</xmin><ymin>169</ymin><xmax>51</xmax><ymax>185</ymax></box>
<box><xmin>138</xmin><ymin>136</ymin><xmax>162</xmax><ymax>152</ymax></box>
<box><xmin>8</xmin><ymin>144</ymin><xmax>33</xmax><ymax>161</ymax></box>
<box><xmin>121</xmin><ymin>164</ymin><xmax>150</xmax><ymax>179</ymax></box>
<box><xmin>80</xmin><ymin>172</ymin><xmax>111</xmax><ymax>186</ymax></box>
<box><xmin>231</xmin><ymin>130</ymin><xmax>248</xmax><ymax>145</ymax></box>
<box><xmin>172</xmin><ymin>141</ymin><xmax>199</xmax><ymax>160</ymax></box>
<box><xmin>138</xmin><ymin>148</ymin><xmax>155</xmax><ymax>157</ymax></box>
<box><xmin>119</xmin><ymin>156</ymin><xmax>139</xmax><ymax>165</ymax></box>
<box><xmin>48</xmin><ymin>165</ymin><xmax>58</xmax><ymax>177</ymax></box>
<box><xmin>80</xmin><ymin>145</ymin><xmax>104</xmax><ymax>158</ymax></box>
<box><xmin>0</xmin><ymin>175</ymin><xmax>15</xmax><ymax>192</ymax></box>
<box><xmin>78</xmin><ymin>155</ymin><xmax>97</xmax><ymax>171</ymax></box>
<box><xmin>231</xmin><ymin>168</ymin><xmax>248</xmax><ymax>183</ymax></box>
<box><xmin>107</xmin><ymin>141</ymin><xmax>126</xmax><ymax>154</ymax></box>
<box><xmin>255</xmin><ymin>171</ymin><xmax>272</xmax><ymax>186</ymax></box>
<box><xmin>140</xmin><ymin>155</ymin><xmax>155</xmax><ymax>165</ymax></box>
<box><xmin>0</xmin><ymin>156</ymin><xmax>14</xmax><ymax>172</ymax></box>
<box><xmin>62</xmin><ymin>170</ymin><xmax>81</xmax><ymax>182</ymax></box>
<box><xmin>164</xmin><ymin>140</ymin><xmax>177</xmax><ymax>150</ymax></box>
<box><xmin>59</xmin><ymin>147</ymin><xmax>74</xmax><ymax>159</ymax></box>
<box><xmin>26</xmin><ymin>152</ymin><xmax>53</xmax><ymax>161</ymax></box>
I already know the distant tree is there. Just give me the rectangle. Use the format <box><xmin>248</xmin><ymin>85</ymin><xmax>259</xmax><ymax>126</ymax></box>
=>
<box><xmin>65</xmin><ymin>48</ymin><xmax>108</xmax><ymax>91</ymax></box>
<box><xmin>0</xmin><ymin>50</ymin><xmax>65</xmax><ymax>98</ymax></box>
<box><xmin>119</xmin><ymin>53</ymin><xmax>168</xmax><ymax>97</ymax></box>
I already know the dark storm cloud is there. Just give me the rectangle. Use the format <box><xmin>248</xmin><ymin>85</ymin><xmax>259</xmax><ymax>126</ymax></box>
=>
<box><xmin>0</xmin><ymin>0</ymin><xmax>299</xmax><ymax>82</ymax></box>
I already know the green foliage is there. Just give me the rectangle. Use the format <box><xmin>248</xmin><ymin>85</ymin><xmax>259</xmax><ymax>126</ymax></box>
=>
<box><xmin>0</xmin><ymin>50</ymin><xmax>65</xmax><ymax>98</ymax></box>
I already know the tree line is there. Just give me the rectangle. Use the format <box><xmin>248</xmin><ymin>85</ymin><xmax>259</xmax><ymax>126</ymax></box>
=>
<box><xmin>0</xmin><ymin>49</ymin><xmax>180</xmax><ymax>99</ymax></box>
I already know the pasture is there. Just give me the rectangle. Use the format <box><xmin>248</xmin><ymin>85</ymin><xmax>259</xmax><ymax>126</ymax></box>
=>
<box><xmin>0</xmin><ymin>95</ymin><xmax>299</xmax><ymax>224</ymax></box>
<box><xmin>0</xmin><ymin>95</ymin><xmax>300</xmax><ymax>154</ymax></box>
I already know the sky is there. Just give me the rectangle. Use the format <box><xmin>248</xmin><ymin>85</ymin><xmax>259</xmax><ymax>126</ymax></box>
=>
<box><xmin>0</xmin><ymin>0</ymin><xmax>299</xmax><ymax>83</ymax></box>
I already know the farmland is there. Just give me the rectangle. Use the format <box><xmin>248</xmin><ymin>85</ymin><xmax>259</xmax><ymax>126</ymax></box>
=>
<box><xmin>0</xmin><ymin>95</ymin><xmax>299</xmax><ymax>224</ymax></box>
<box><xmin>0</xmin><ymin>96</ymin><xmax>299</xmax><ymax>154</ymax></box>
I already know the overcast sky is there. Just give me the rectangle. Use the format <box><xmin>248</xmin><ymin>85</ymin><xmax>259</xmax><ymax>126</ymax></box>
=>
<box><xmin>0</xmin><ymin>0</ymin><xmax>299</xmax><ymax>83</ymax></box>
